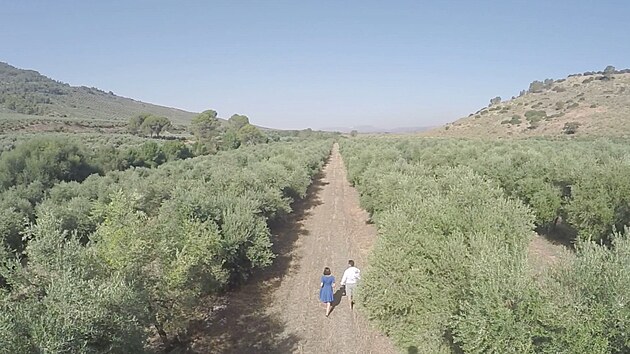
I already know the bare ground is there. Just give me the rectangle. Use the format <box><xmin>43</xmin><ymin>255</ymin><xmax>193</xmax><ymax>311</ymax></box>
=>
<box><xmin>187</xmin><ymin>144</ymin><xmax>397</xmax><ymax>354</ymax></box>
<box><xmin>527</xmin><ymin>228</ymin><xmax>573</xmax><ymax>275</ymax></box>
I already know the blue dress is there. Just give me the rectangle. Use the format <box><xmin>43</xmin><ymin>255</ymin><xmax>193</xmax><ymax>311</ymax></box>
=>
<box><xmin>319</xmin><ymin>275</ymin><xmax>335</xmax><ymax>303</ymax></box>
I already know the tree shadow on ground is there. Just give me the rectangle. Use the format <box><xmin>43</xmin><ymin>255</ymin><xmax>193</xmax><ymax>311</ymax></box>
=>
<box><xmin>172</xmin><ymin>169</ymin><xmax>327</xmax><ymax>354</ymax></box>
<box><xmin>535</xmin><ymin>222</ymin><xmax>576</xmax><ymax>250</ymax></box>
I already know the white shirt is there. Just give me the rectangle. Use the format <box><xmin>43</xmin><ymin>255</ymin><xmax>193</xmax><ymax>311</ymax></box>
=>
<box><xmin>341</xmin><ymin>266</ymin><xmax>361</xmax><ymax>285</ymax></box>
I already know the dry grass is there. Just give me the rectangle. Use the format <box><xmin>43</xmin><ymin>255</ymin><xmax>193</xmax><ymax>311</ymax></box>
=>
<box><xmin>425</xmin><ymin>73</ymin><xmax>630</xmax><ymax>138</ymax></box>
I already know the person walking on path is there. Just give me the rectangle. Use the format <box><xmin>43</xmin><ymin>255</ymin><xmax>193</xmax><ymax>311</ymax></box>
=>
<box><xmin>341</xmin><ymin>260</ymin><xmax>361</xmax><ymax>309</ymax></box>
<box><xmin>319</xmin><ymin>267</ymin><xmax>335</xmax><ymax>317</ymax></box>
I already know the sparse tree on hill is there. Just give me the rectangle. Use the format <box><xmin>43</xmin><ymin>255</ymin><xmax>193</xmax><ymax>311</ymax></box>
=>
<box><xmin>603</xmin><ymin>65</ymin><xmax>616</xmax><ymax>79</ymax></box>
<box><xmin>141</xmin><ymin>115</ymin><xmax>171</xmax><ymax>138</ymax></box>
<box><xmin>128</xmin><ymin>113</ymin><xmax>151</xmax><ymax>135</ymax></box>
<box><xmin>350</xmin><ymin>130</ymin><xmax>358</xmax><ymax>137</ymax></box>
<box><xmin>489</xmin><ymin>96</ymin><xmax>502</xmax><ymax>106</ymax></box>
<box><xmin>528</xmin><ymin>80</ymin><xmax>545</xmax><ymax>93</ymax></box>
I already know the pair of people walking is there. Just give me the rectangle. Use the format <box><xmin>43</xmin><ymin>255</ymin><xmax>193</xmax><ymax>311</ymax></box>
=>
<box><xmin>319</xmin><ymin>260</ymin><xmax>361</xmax><ymax>317</ymax></box>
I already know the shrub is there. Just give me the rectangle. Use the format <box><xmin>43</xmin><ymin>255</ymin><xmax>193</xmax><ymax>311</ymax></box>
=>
<box><xmin>503</xmin><ymin>115</ymin><xmax>522</xmax><ymax>125</ymax></box>
<box><xmin>567</xmin><ymin>102</ymin><xmax>579</xmax><ymax>109</ymax></box>
<box><xmin>524</xmin><ymin>110</ymin><xmax>547</xmax><ymax>123</ymax></box>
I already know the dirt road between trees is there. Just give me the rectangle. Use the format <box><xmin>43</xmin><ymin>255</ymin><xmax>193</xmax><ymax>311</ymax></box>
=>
<box><xmin>190</xmin><ymin>144</ymin><xmax>397</xmax><ymax>353</ymax></box>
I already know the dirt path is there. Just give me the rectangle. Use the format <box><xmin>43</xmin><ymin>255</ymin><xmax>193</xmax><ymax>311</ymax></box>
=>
<box><xmin>189</xmin><ymin>143</ymin><xmax>397</xmax><ymax>353</ymax></box>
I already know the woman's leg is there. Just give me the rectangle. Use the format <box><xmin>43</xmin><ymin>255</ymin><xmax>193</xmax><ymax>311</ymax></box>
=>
<box><xmin>326</xmin><ymin>302</ymin><xmax>331</xmax><ymax>316</ymax></box>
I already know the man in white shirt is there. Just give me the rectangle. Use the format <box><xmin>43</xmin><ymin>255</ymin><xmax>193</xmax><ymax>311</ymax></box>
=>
<box><xmin>340</xmin><ymin>260</ymin><xmax>361</xmax><ymax>309</ymax></box>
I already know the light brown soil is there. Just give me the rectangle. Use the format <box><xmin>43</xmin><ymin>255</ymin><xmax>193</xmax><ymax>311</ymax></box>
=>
<box><xmin>527</xmin><ymin>233</ymin><xmax>571</xmax><ymax>275</ymax></box>
<box><xmin>187</xmin><ymin>143</ymin><xmax>397</xmax><ymax>354</ymax></box>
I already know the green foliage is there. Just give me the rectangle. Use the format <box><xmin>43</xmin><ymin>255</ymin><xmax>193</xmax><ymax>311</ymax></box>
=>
<box><xmin>128</xmin><ymin>113</ymin><xmax>171</xmax><ymax>137</ymax></box>
<box><xmin>191</xmin><ymin>109</ymin><xmax>221</xmax><ymax>146</ymax></box>
<box><xmin>161</xmin><ymin>140</ymin><xmax>193</xmax><ymax>161</ymax></box>
<box><xmin>127</xmin><ymin>112</ymin><xmax>150</xmax><ymax>135</ymax></box>
<box><xmin>140</xmin><ymin>115</ymin><xmax>171</xmax><ymax>137</ymax></box>
<box><xmin>524</xmin><ymin>110</ymin><xmax>547</xmax><ymax>123</ymax></box>
<box><xmin>0</xmin><ymin>137</ymin><xmax>96</xmax><ymax>192</ymax></box>
<box><xmin>0</xmin><ymin>212</ymin><xmax>149</xmax><ymax>352</ymax></box>
<box><xmin>0</xmin><ymin>139</ymin><xmax>332</xmax><ymax>349</ymax></box>
<box><xmin>228</xmin><ymin>114</ymin><xmax>249</xmax><ymax>130</ymax></box>
<box><xmin>549</xmin><ymin>231</ymin><xmax>630</xmax><ymax>353</ymax></box>
<box><xmin>237</xmin><ymin>124</ymin><xmax>266</xmax><ymax>146</ymax></box>
<box><xmin>341</xmin><ymin>140</ymin><xmax>534</xmax><ymax>352</ymax></box>
<box><xmin>220</xmin><ymin>128</ymin><xmax>241</xmax><ymax>150</ymax></box>
<box><xmin>341</xmin><ymin>138</ymin><xmax>630</xmax><ymax>353</ymax></box>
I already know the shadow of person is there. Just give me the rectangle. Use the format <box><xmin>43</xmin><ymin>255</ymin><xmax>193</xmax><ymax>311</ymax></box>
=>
<box><xmin>328</xmin><ymin>287</ymin><xmax>344</xmax><ymax>315</ymax></box>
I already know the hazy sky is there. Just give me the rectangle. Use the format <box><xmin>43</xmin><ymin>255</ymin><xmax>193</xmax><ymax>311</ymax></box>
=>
<box><xmin>3</xmin><ymin>1</ymin><xmax>630</xmax><ymax>130</ymax></box>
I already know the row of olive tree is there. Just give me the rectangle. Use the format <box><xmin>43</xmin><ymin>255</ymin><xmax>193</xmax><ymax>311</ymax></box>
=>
<box><xmin>390</xmin><ymin>138</ymin><xmax>630</xmax><ymax>244</ymax></box>
<box><xmin>341</xmin><ymin>138</ymin><xmax>630</xmax><ymax>353</ymax></box>
<box><xmin>0</xmin><ymin>139</ymin><xmax>332</xmax><ymax>352</ymax></box>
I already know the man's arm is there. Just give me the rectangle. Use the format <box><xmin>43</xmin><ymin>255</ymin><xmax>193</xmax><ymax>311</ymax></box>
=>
<box><xmin>340</xmin><ymin>269</ymin><xmax>348</xmax><ymax>285</ymax></box>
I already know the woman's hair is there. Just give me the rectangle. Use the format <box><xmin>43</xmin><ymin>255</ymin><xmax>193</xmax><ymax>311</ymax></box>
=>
<box><xmin>323</xmin><ymin>267</ymin><xmax>331</xmax><ymax>275</ymax></box>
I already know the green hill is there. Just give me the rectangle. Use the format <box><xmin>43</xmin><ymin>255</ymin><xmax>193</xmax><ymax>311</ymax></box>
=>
<box><xmin>427</xmin><ymin>67</ymin><xmax>630</xmax><ymax>138</ymax></box>
<box><xmin>0</xmin><ymin>62</ymin><xmax>197</xmax><ymax>129</ymax></box>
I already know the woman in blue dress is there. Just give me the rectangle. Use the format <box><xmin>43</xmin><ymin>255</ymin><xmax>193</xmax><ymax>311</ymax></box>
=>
<box><xmin>319</xmin><ymin>267</ymin><xmax>335</xmax><ymax>317</ymax></box>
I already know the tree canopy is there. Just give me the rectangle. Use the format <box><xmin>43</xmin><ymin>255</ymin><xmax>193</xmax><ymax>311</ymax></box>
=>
<box><xmin>128</xmin><ymin>113</ymin><xmax>171</xmax><ymax>137</ymax></box>
<box><xmin>238</xmin><ymin>124</ymin><xmax>266</xmax><ymax>146</ymax></box>
<box><xmin>141</xmin><ymin>115</ymin><xmax>171</xmax><ymax>137</ymax></box>
<box><xmin>191</xmin><ymin>110</ymin><xmax>221</xmax><ymax>141</ymax></box>
<box><xmin>228</xmin><ymin>114</ymin><xmax>250</xmax><ymax>130</ymax></box>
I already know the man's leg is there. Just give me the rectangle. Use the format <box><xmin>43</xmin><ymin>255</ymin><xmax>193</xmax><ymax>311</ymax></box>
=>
<box><xmin>346</xmin><ymin>283</ymin><xmax>357</xmax><ymax>309</ymax></box>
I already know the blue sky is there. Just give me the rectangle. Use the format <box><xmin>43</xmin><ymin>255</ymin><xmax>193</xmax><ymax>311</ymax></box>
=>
<box><xmin>3</xmin><ymin>1</ymin><xmax>629</xmax><ymax>130</ymax></box>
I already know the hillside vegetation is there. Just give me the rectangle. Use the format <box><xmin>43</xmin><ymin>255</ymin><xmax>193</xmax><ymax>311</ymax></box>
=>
<box><xmin>0</xmin><ymin>62</ymin><xmax>196</xmax><ymax>126</ymax></box>
<box><xmin>429</xmin><ymin>67</ymin><xmax>630</xmax><ymax>137</ymax></box>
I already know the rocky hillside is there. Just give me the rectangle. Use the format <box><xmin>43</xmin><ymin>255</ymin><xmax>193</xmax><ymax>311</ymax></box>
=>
<box><xmin>428</xmin><ymin>67</ymin><xmax>630</xmax><ymax>138</ymax></box>
<box><xmin>0</xmin><ymin>62</ymin><xmax>196</xmax><ymax>125</ymax></box>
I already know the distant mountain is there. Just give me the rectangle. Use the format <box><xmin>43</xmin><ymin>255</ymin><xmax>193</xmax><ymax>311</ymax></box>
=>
<box><xmin>426</xmin><ymin>67</ymin><xmax>630</xmax><ymax>138</ymax></box>
<box><xmin>320</xmin><ymin>125</ymin><xmax>432</xmax><ymax>134</ymax></box>
<box><xmin>0</xmin><ymin>62</ymin><xmax>197</xmax><ymax>125</ymax></box>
